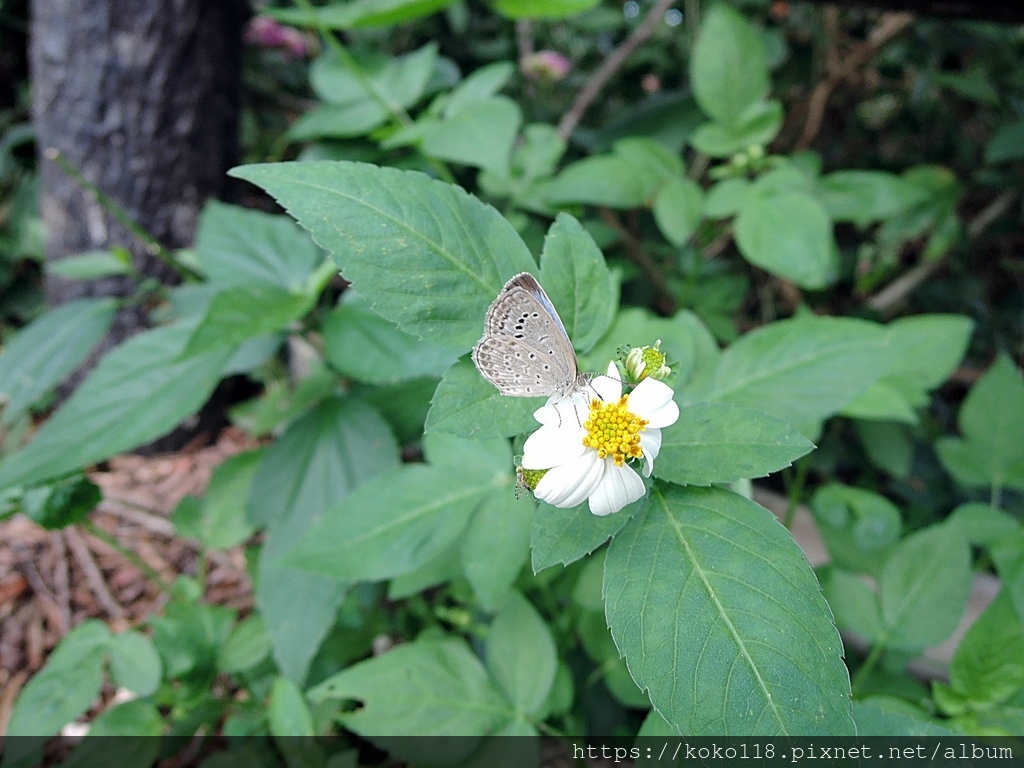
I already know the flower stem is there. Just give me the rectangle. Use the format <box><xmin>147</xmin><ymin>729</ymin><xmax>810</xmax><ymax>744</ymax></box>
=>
<box><xmin>81</xmin><ymin>519</ymin><xmax>174</xmax><ymax>594</ymax></box>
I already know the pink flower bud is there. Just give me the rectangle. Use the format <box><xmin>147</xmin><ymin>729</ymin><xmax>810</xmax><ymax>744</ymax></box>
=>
<box><xmin>520</xmin><ymin>50</ymin><xmax>572</xmax><ymax>82</ymax></box>
<box><xmin>244</xmin><ymin>16</ymin><xmax>309</xmax><ymax>59</ymax></box>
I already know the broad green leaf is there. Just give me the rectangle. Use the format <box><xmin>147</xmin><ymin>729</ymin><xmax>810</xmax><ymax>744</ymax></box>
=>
<box><xmin>703</xmin><ymin>178</ymin><xmax>751</xmax><ymax>218</ymax></box>
<box><xmin>47</xmin><ymin>250</ymin><xmax>132</xmax><ymax>280</ymax></box>
<box><xmin>281</xmin><ymin>462</ymin><xmax>499</xmax><ymax>581</ymax></box>
<box><xmin>819</xmin><ymin>566</ymin><xmax>883</xmax><ymax>643</ymax></box>
<box><xmin>0</xmin><ymin>298</ymin><xmax>115</xmax><ymax>424</ymax></box>
<box><xmin>936</xmin><ymin>354</ymin><xmax>1024</xmax><ymax>492</ymax></box>
<box><xmin>530</xmin><ymin>496</ymin><xmax>642</xmax><ymax>572</ymax></box>
<box><xmin>880</xmin><ymin>522</ymin><xmax>971</xmax><ymax>651</ymax></box>
<box><xmin>60</xmin><ymin>702</ymin><xmax>163</xmax><ymax>768</ymax></box>
<box><xmin>195</xmin><ymin>450</ymin><xmax>261</xmax><ymax>549</ymax></box>
<box><xmin>420</xmin><ymin>97</ymin><xmax>522</xmax><ymax>176</ymax></box>
<box><xmin>735</xmin><ymin>190</ymin><xmax>835</xmax><ymax>288</ymax></box>
<box><xmin>269</xmin><ymin>677</ymin><xmax>316</xmax><ymax>737</ymax></box>
<box><xmin>947</xmin><ymin>502</ymin><xmax>1020</xmax><ymax>549</ymax></box>
<box><xmin>309</xmin><ymin>637</ymin><xmax>510</xmax><ymax>744</ymax></box>
<box><xmin>985</xmin><ymin>117</ymin><xmax>1024</xmax><ymax>165</ymax></box>
<box><xmin>843</xmin><ymin>314</ymin><xmax>973</xmax><ymax>421</ymax></box>
<box><xmin>250</xmin><ymin>397</ymin><xmax>399</xmax><ymax>683</ymax></box>
<box><xmin>605</xmin><ymin>484</ymin><xmax>855</xmax><ymax>735</ymax></box>
<box><xmin>388</xmin><ymin>542</ymin><xmax>462</xmax><ymax>599</ymax></box>
<box><xmin>654</xmin><ymin>402</ymin><xmax>813</xmax><ymax>485</ymax></box>
<box><xmin>545</xmin><ymin>141</ymin><xmax>670</xmax><ymax>208</ymax></box>
<box><xmin>195</xmin><ymin>201</ymin><xmax>322</xmax><ymax>289</ymax></box>
<box><xmin>0</xmin><ymin>321</ymin><xmax>234</xmax><ymax>490</ymax></box>
<box><xmin>230</xmin><ymin>161</ymin><xmax>536</xmax><ymax>349</ymax></box>
<box><xmin>487</xmin><ymin>591</ymin><xmax>557</xmax><ymax>715</ymax></box>
<box><xmin>462</xmin><ymin>491</ymin><xmax>533</xmax><ymax>610</ymax></box>
<box><xmin>492</xmin><ymin>0</ymin><xmax>598</xmax><ymax>18</ymax></box>
<box><xmin>20</xmin><ymin>475</ymin><xmax>100</xmax><ymax>530</ymax></box>
<box><xmin>818</xmin><ymin>171</ymin><xmax>928</xmax><ymax>226</ymax></box>
<box><xmin>702</xmin><ymin>316</ymin><xmax>886</xmax><ymax>427</ymax></box>
<box><xmin>810</xmin><ymin>484</ymin><xmax>901</xmax><ymax>576</ymax></box>
<box><xmin>539</xmin><ymin>213</ymin><xmax>617</xmax><ymax>353</ymax></box>
<box><xmin>323</xmin><ymin>293</ymin><xmax>462</xmax><ymax>384</ymax></box>
<box><xmin>426</xmin><ymin>357</ymin><xmax>541</xmax><ymax>438</ymax></box>
<box><xmin>218</xmin><ymin>614</ymin><xmax>271</xmax><ymax>674</ymax></box>
<box><xmin>691</xmin><ymin>4</ymin><xmax>769</xmax><ymax>126</ymax></box>
<box><xmin>272</xmin><ymin>0</ymin><xmax>455</xmax><ymax>30</ymax></box>
<box><xmin>853</xmin><ymin>699</ymin><xmax>955</xmax><ymax>736</ymax></box>
<box><xmin>855</xmin><ymin>420</ymin><xmax>913</xmax><ymax>479</ymax></box>
<box><xmin>108</xmin><ymin>631</ymin><xmax>162</xmax><ymax>697</ymax></box>
<box><xmin>149</xmin><ymin>592</ymin><xmax>235</xmax><ymax>679</ymax></box>
<box><xmin>653</xmin><ymin>177</ymin><xmax>704</xmax><ymax>246</ymax></box>
<box><xmin>446</xmin><ymin>63</ymin><xmax>515</xmax><ymax>116</ymax></box>
<box><xmin>991</xmin><ymin>535</ymin><xmax>1024</xmax><ymax>631</ymax></box>
<box><xmin>6</xmin><ymin>620</ymin><xmax>111</xmax><ymax>736</ymax></box>
<box><xmin>946</xmin><ymin>591</ymin><xmax>1024</xmax><ymax>709</ymax></box>
<box><xmin>186</xmin><ymin>285</ymin><xmax>313</xmax><ymax>355</ymax></box>
<box><xmin>688</xmin><ymin>101</ymin><xmax>783</xmax><ymax>157</ymax></box>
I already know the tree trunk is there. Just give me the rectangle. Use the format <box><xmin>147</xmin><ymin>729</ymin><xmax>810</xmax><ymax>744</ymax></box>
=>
<box><xmin>30</xmin><ymin>0</ymin><xmax>248</xmax><ymax>448</ymax></box>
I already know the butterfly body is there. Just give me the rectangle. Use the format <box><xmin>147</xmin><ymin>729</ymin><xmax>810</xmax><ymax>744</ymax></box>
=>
<box><xmin>472</xmin><ymin>273</ymin><xmax>588</xmax><ymax>399</ymax></box>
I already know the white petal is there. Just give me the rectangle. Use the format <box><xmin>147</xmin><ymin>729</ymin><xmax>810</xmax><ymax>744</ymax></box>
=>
<box><xmin>588</xmin><ymin>463</ymin><xmax>645</xmax><ymax>516</ymax></box>
<box><xmin>535</xmin><ymin>452</ymin><xmax>605</xmax><ymax>508</ymax></box>
<box><xmin>587</xmin><ymin>362</ymin><xmax>622</xmax><ymax>402</ymax></box>
<box><xmin>627</xmin><ymin>378</ymin><xmax>679</xmax><ymax>428</ymax></box>
<box><xmin>532</xmin><ymin>402</ymin><xmax>561</xmax><ymax>426</ymax></box>
<box><xmin>639</xmin><ymin>427</ymin><xmax>662</xmax><ymax>477</ymax></box>
<box><xmin>522</xmin><ymin>423</ymin><xmax>587</xmax><ymax>470</ymax></box>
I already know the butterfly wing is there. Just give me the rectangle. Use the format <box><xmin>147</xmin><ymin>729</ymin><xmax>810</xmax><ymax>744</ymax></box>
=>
<box><xmin>473</xmin><ymin>273</ymin><xmax>579</xmax><ymax>397</ymax></box>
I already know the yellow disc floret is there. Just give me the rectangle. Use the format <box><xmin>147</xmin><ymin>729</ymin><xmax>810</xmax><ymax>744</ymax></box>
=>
<box><xmin>581</xmin><ymin>396</ymin><xmax>648</xmax><ymax>467</ymax></box>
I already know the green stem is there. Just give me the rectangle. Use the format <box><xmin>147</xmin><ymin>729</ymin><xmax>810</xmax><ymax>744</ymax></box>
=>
<box><xmin>990</xmin><ymin>481</ymin><xmax>1003</xmax><ymax>510</ymax></box>
<box><xmin>290</xmin><ymin>0</ymin><xmax>456</xmax><ymax>183</ymax></box>
<box><xmin>46</xmin><ymin>149</ymin><xmax>203</xmax><ymax>281</ymax></box>
<box><xmin>81</xmin><ymin>519</ymin><xmax>174</xmax><ymax>594</ymax></box>
<box><xmin>783</xmin><ymin>456</ymin><xmax>810</xmax><ymax>530</ymax></box>
<box><xmin>850</xmin><ymin>641</ymin><xmax>885</xmax><ymax>698</ymax></box>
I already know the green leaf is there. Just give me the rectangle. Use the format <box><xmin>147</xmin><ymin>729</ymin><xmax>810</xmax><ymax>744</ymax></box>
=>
<box><xmin>735</xmin><ymin>190</ymin><xmax>836</xmax><ymax>288</ymax></box>
<box><xmin>840</xmin><ymin>381</ymin><xmax>917</xmax><ymax>424</ymax></box>
<box><xmin>604</xmin><ymin>484</ymin><xmax>855</xmax><ymax>735</ymax></box>
<box><xmin>462</xmin><ymin>491</ymin><xmax>534</xmax><ymax>610</ymax></box>
<box><xmin>309</xmin><ymin>637</ymin><xmax>510</xmax><ymax>744</ymax></box>
<box><xmin>0</xmin><ymin>321</ymin><xmax>234</xmax><ymax>490</ymax></box>
<box><xmin>192</xmin><ymin>450</ymin><xmax>261</xmax><ymax>549</ymax></box>
<box><xmin>250</xmin><ymin>397</ymin><xmax>399</xmax><ymax>683</ymax></box>
<box><xmin>936</xmin><ymin>354</ymin><xmax>1024</xmax><ymax>492</ymax></box>
<box><xmin>186</xmin><ymin>285</ymin><xmax>313</xmax><ymax>355</ymax></box>
<box><xmin>491</xmin><ymin>0</ymin><xmax>598</xmax><ymax>18</ymax></box>
<box><xmin>271</xmin><ymin>0</ymin><xmax>456</xmax><ymax>30</ymax></box>
<box><xmin>0</xmin><ymin>298</ymin><xmax>116</xmax><ymax>424</ymax></box>
<box><xmin>323</xmin><ymin>293</ymin><xmax>462</xmax><ymax>384</ymax></box>
<box><xmin>653</xmin><ymin>177</ymin><xmax>704</xmax><ymax>247</ymax></box>
<box><xmin>6</xmin><ymin>620</ymin><xmax>111</xmax><ymax>736</ymax></box>
<box><xmin>855</xmin><ymin>421</ymin><xmax>913</xmax><ymax>479</ymax></box>
<box><xmin>108</xmin><ymin>631</ymin><xmax>162</xmax><ymax>697</ymax></box>
<box><xmin>946</xmin><ymin>591</ymin><xmax>1024</xmax><ymax>709</ymax></box>
<box><xmin>545</xmin><ymin>140</ymin><xmax>671</xmax><ymax>208</ymax></box>
<box><xmin>530</xmin><ymin>497</ymin><xmax>641</xmax><ymax>571</ymax></box>
<box><xmin>947</xmin><ymin>502</ymin><xmax>1020</xmax><ymax>549</ymax></box>
<box><xmin>701</xmin><ymin>315</ymin><xmax>886</xmax><ymax>427</ymax></box>
<box><xmin>853</xmin><ymin>699</ymin><xmax>955</xmax><ymax>736</ymax></box>
<box><xmin>985</xmin><ymin>117</ymin><xmax>1024</xmax><ymax>165</ymax></box>
<box><xmin>703</xmin><ymin>178</ymin><xmax>751</xmax><ymax>218</ymax></box>
<box><xmin>280</xmin><ymin>462</ymin><xmax>498</xmax><ymax>581</ymax></box>
<box><xmin>538</xmin><ymin>213</ymin><xmax>617</xmax><ymax>353</ymax></box>
<box><xmin>218</xmin><ymin>614</ymin><xmax>271</xmax><ymax>674</ymax></box>
<box><xmin>880</xmin><ymin>522</ymin><xmax>971</xmax><ymax>651</ymax></box>
<box><xmin>21</xmin><ymin>475</ymin><xmax>101</xmax><ymax>530</ymax></box>
<box><xmin>426</xmin><ymin>357</ymin><xmax>541</xmax><ymax>438</ymax></box>
<box><xmin>819</xmin><ymin>566</ymin><xmax>883</xmax><ymax>643</ymax></box>
<box><xmin>689</xmin><ymin>101</ymin><xmax>783</xmax><ymax>157</ymax></box>
<box><xmin>269</xmin><ymin>677</ymin><xmax>316</xmax><ymax>737</ymax></box>
<box><xmin>149</xmin><ymin>592</ymin><xmax>235</xmax><ymax>679</ymax></box>
<box><xmin>810</xmin><ymin>484</ymin><xmax>901</xmax><ymax>577</ymax></box>
<box><xmin>654</xmin><ymin>402</ymin><xmax>814</xmax><ymax>485</ymax></box>
<box><xmin>47</xmin><ymin>250</ymin><xmax>133</xmax><ymax>280</ymax></box>
<box><xmin>195</xmin><ymin>201</ymin><xmax>323</xmax><ymax>290</ymax></box>
<box><xmin>486</xmin><ymin>591</ymin><xmax>557</xmax><ymax>715</ymax></box>
<box><xmin>60</xmin><ymin>702</ymin><xmax>163</xmax><ymax>768</ymax></box>
<box><xmin>818</xmin><ymin>171</ymin><xmax>928</xmax><ymax>226</ymax></box>
<box><xmin>230</xmin><ymin>161</ymin><xmax>536</xmax><ymax>349</ymax></box>
<box><xmin>420</xmin><ymin>97</ymin><xmax>522</xmax><ymax>176</ymax></box>
<box><xmin>691</xmin><ymin>4</ymin><xmax>769</xmax><ymax>126</ymax></box>
<box><xmin>446</xmin><ymin>62</ymin><xmax>514</xmax><ymax>115</ymax></box>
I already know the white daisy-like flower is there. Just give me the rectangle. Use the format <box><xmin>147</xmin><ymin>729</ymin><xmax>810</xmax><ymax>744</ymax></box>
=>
<box><xmin>521</xmin><ymin>362</ymin><xmax>679</xmax><ymax>516</ymax></box>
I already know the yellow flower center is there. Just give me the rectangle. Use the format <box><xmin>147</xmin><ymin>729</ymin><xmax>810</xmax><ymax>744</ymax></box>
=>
<box><xmin>581</xmin><ymin>396</ymin><xmax>648</xmax><ymax>467</ymax></box>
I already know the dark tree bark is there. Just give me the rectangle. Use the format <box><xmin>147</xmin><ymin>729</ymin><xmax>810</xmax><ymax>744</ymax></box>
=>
<box><xmin>29</xmin><ymin>0</ymin><xmax>249</xmax><ymax>448</ymax></box>
<box><xmin>30</xmin><ymin>0</ymin><xmax>248</xmax><ymax>345</ymax></box>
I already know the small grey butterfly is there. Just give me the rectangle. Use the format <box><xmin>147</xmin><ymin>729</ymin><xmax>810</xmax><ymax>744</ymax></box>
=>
<box><xmin>472</xmin><ymin>272</ymin><xmax>590</xmax><ymax>400</ymax></box>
